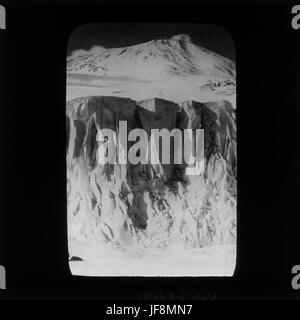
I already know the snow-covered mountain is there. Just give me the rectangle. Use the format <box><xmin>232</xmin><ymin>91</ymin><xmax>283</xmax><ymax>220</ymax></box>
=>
<box><xmin>67</xmin><ymin>34</ymin><xmax>236</xmax><ymax>107</ymax></box>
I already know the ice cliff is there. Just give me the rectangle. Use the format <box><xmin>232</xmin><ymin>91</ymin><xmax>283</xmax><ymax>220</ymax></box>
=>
<box><xmin>66</xmin><ymin>96</ymin><xmax>237</xmax><ymax>254</ymax></box>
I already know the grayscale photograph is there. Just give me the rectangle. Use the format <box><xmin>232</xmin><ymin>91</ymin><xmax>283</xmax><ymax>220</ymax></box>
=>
<box><xmin>66</xmin><ymin>23</ymin><xmax>237</xmax><ymax>276</ymax></box>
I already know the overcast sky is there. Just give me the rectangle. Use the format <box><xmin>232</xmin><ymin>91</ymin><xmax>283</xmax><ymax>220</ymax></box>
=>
<box><xmin>67</xmin><ymin>23</ymin><xmax>235</xmax><ymax>61</ymax></box>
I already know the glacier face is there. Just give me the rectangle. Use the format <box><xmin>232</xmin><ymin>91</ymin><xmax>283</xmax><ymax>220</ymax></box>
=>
<box><xmin>66</xmin><ymin>34</ymin><xmax>236</xmax><ymax>276</ymax></box>
<box><xmin>67</xmin><ymin>97</ymin><xmax>237</xmax><ymax>275</ymax></box>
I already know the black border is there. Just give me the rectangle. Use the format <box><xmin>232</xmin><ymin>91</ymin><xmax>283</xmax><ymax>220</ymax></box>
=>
<box><xmin>1</xmin><ymin>1</ymin><xmax>299</xmax><ymax>300</ymax></box>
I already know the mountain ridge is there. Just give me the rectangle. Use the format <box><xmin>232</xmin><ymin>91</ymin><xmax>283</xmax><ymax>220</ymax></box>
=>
<box><xmin>67</xmin><ymin>35</ymin><xmax>235</xmax><ymax>80</ymax></box>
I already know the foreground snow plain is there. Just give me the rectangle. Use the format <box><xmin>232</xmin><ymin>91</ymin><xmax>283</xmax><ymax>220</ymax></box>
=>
<box><xmin>69</xmin><ymin>239</ymin><xmax>236</xmax><ymax>276</ymax></box>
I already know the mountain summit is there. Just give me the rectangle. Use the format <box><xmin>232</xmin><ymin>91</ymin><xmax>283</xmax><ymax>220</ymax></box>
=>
<box><xmin>67</xmin><ymin>35</ymin><xmax>236</xmax><ymax>106</ymax></box>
